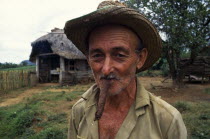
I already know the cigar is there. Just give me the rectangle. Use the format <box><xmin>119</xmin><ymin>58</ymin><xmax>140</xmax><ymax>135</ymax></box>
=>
<box><xmin>94</xmin><ymin>81</ymin><xmax>110</xmax><ymax>121</ymax></box>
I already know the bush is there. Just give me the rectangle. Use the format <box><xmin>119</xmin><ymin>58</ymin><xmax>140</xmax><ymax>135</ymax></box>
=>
<box><xmin>173</xmin><ymin>101</ymin><xmax>191</xmax><ymax>113</ymax></box>
<box><xmin>180</xmin><ymin>102</ymin><xmax>210</xmax><ymax>139</ymax></box>
<box><xmin>13</xmin><ymin>110</ymin><xmax>35</xmax><ymax>135</ymax></box>
<box><xmin>48</xmin><ymin>113</ymin><xmax>67</xmax><ymax>123</ymax></box>
<box><xmin>151</xmin><ymin>58</ymin><xmax>169</xmax><ymax>77</ymax></box>
<box><xmin>32</xmin><ymin>127</ymin><xmax>67</xmax><ymax>139</ymax></box>
<box><xmin>160</xmin><ymin>60</ymin><xmax>169</xmax><ymax>77</ymax></box>
<box><xmin>203</xmin><ymin>88</ymin><xmax>210</xmax><ymax>94</ymax></box>
<box><xmin>66</xmin><ymin>97</ymin><xmax>72</xmax><ymax>101</ymax></box>
<box><xmin>0</xmin><ymin>104</ymin><xmax>37</xmax><ymax>138</ymax></box>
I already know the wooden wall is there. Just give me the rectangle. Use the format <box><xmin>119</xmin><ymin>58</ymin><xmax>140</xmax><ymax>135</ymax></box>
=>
<box><xmin>181</xmin><ymin>56</ymin><xmax>210</xmax><ymax>82</ymax></box>
<box><xmin>38</xmin><ymin>54</ymin><xmax>60</xmax><ymax>83</ymax></box>
<box><xmin>37</xmin><ymin>55</ymin><xmax>92</xmax><ymax>85</ymax></box>
<box><xmin>61</xmin><ymin>59</ymin><xmax>92</xmax><ymax>85</ymax></box>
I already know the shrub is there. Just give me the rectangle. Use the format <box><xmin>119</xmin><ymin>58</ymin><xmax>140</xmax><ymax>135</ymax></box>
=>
<box><xmin>48</xmin><ymin>113</ymin><xmax>67</xmax><ymax>123</ymax></box>
<box><xmin>203</xmin><ymin>88</ymin><xmax>210</xmax><ymax>94</ymax></box>
<box><xmin>173</xmin><ymin>101</ymin><xmax>191</xmax><ymax>113</ymax></box>
<box><xmin>32</xmin><ymin>127</ymin><xmax>67</xmax><ymax>139</ymax></box>
<box><xmin>180</xmin><ymin>102</ymin><xmax>210</xmax><ymax>139</ymax></box>
<box><xmin>160</xmin><ymin>59</ymin><xmax>169</xmax><ymax>77</ymax></box>
<box><xmin>0</xmin><ymin>104</ymin><xmax>38</xmax><ymax>138</ymax></box>
<box><xmin>13</xmin><ymin>110</ymin><xmax>35</xmax><ymax>135</ymax></box>
<box><xmin>66</xmin><ymin>97</ymin><xmax>72</xmax><ymax>101</ymax></box>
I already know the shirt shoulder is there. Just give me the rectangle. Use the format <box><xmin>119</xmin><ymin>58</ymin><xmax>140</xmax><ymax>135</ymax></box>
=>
<box><xmin>148</xmin><ymin>92</ymin><xmax>187</xmax><ymax>138</ymax></box>
<box><xmin>71</xmin><ymin>84</ymin><xmax>97</xmax><ymax>120</ymax></box>
<box><xmin>72</xmin><ymin>98</ymin><xmax>85</xmax><ymax>114</ymax></box>
<box><xmin>149</xmin><ymin>92</ymin><xmax>180</xmax><ymax>117</ymax></box>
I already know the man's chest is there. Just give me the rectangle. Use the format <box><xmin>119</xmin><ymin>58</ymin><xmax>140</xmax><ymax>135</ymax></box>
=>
<box><xmin>76</xmin><ymin>103</ymin><xmax>164</xmax><ymax>139</ymax></box>
<box><xmin>98</xmin><ymin>111</ymin><xmax>128</xmax><ymax>139</ymax></box>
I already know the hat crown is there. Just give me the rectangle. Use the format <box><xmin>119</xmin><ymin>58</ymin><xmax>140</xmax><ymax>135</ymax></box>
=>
<box><xmin>97</xmin><ymin>0</ymin><xmax>127</xmax><ymax>9</ymax></box>
<box><xmin>64</xmin><ymin>0</ymin><xmax>162</xmax><ymax>72</ymax></box>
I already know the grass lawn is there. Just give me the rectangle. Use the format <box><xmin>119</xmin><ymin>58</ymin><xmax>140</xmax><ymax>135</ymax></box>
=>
<box><xmin>0</xmin><ymin>82</ymin><xmax>209</xmax><ymax>139</ymax></box>
<box><xmin>174</xmin><ymin>101</ymin><xmax>210</xmax><ymax>138</ymax></box>
<box><xmin>0</xmin><ymin>83</ymin><xmax>93</xmax><ymax>139</ymax></box>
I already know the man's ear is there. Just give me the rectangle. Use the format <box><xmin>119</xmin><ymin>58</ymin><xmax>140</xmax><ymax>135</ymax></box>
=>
<box><xmin>136</xmin><ymin>48</ymin><xmax>148</xmax><ymax>70</ymax></box>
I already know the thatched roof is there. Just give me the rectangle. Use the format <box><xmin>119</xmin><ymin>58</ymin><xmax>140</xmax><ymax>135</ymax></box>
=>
<box><xmin>30</xmin><ymin>28</ymin><xmax>86</xmax><ymax>62</ymax></box>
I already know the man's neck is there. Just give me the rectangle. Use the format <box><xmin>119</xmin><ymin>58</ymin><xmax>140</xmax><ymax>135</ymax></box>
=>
<box><xmin>104</xmin><ymin>78</ymin><xmax>137</xmax><ymax>111</ymax></box>
<box><xmin>98</xmin><ymin>78</ymin><xmax>137</xmax><ymax>139</ymax></box>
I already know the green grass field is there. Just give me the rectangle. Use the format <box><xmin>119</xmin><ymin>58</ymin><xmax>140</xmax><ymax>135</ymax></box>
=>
<box><xmin>0</xmin><ymin>83</ymin><xmax>93</xmax><ymax>139</ymax></box>
<box><xmin>0</xmin><ymin>83</ymin><xmax>209</xmax><ymax>139</ymax></box>
<box><xmin>174</xmin><ymin>101</ymin><xmax>210</xmax><ymax>138</ymax></box>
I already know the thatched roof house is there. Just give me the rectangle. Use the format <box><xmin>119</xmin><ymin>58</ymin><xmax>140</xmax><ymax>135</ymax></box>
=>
<box><xmin>29</xmin><ymin>28</ymin><xmax>92</xmax><ymax>85</ymax></box>
<box><xmin>30</xmin><ymin>28</ymin><xmax>86</xmax><ymax>62</ymax></box>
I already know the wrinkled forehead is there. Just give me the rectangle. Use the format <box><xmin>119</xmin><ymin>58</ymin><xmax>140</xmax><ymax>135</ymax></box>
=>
<box><xmin>88</xmin><ymin>24</ymin><xmax>140</xmax><ymax>48</ymax></box>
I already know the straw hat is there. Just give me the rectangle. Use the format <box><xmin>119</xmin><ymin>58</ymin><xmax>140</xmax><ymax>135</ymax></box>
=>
<box><xmin>64</xmin><ymin>0</ymin><xmax>162</xmax><ymax>72</ymax></box>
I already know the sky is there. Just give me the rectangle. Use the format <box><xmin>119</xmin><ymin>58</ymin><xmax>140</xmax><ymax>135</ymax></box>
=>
<box><xmin>0</xmin><ymin>0</ymin><xmax>104</xmax><ymax>64</ymax></box>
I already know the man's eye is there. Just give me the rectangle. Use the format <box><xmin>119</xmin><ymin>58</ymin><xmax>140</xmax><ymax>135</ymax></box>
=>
<box><xmin>116</xmin><ymin>54</ymin><xmax>126</xmax><ymax>58</ymax></box>
<box><xmin>91</xmin><ymin>54</ymin><xmax>103</xmax><ymax>58</ymax></box>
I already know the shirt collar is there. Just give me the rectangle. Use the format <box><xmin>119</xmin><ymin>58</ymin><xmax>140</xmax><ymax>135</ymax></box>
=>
<box><xmin>81</xmin><ymin>84</ymin><xmax>98</xmax><ymax>107</ymax></box>
<box><xmin>135</xmin><ymin>77</ymin><xmax>150</xmax><ymax>109</ymax></box>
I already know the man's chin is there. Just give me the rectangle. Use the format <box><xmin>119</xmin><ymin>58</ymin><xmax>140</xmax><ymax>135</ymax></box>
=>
<box><xmin>100</xmin><ymin>79</ymin><xmax>117</xmax><ymax>84</ymax></box>
<box><xmin>106</xmin><ymin>88</ymin><xmax>124</xmax><ymax>96</ymax></box>
<box><xmin>97</xmin><ymin>81</ymin><xmax>124</xmax><ymax>95</ymax></box>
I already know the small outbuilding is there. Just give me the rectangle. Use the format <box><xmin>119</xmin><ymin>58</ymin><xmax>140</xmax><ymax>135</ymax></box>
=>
<box><xmin>29</xmin><ymin>28</ymin><xmax>93</xmax><ymax>85</ymax></box>
<box><xmin>181</xmin><ymin>46</ymin><xmax>210</xmax><ymax>83</ymax></box>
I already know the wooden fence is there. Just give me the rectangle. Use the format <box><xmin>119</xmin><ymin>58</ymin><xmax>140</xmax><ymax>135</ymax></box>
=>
<box><xmin>0</xmin><ymin>68</ymin><xmax>37</xmax><ymax>92</ymax></box>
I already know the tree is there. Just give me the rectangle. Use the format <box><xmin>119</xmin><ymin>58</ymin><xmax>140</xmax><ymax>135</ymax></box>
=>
<box><xmin>0</xmin><ymin>62</ymin><xmax>18</xmax><ymax>69</ymax></box>
<box><xmin>121</xmin><ymin>0</ymin><xmax>209</xmax><ymax>86</ymax></box>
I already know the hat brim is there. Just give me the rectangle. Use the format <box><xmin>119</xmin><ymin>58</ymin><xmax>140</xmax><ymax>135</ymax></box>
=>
<box><xmin>64</xmin><ymin>6</ymin><xmax>162</xmax><ymax>72</ymax></box>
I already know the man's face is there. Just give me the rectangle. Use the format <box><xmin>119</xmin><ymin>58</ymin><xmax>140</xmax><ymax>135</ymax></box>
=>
<box><xmin>88</xmin><ymin>25</ymin><xmax>147</xmax><ymax>96</ymax></box>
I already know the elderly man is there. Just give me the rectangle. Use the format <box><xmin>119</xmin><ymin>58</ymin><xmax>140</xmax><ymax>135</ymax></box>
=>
<box><xmin>64</xmin><ymin>1</ymin><xmax>187</xmax><ymax>139</ymax></box>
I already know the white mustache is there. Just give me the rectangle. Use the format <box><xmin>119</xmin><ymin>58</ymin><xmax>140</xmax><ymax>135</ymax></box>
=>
<box><xmin>99</xmin><ymin>73</ymin><xmax>120</xmax><ymax>80</ymax></box>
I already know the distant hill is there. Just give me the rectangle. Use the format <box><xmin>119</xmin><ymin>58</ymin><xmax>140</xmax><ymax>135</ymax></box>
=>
<box><xmin>20</xmin><ymin>60</ymin><xmax>35</xmax><ymax>66</ymax></box>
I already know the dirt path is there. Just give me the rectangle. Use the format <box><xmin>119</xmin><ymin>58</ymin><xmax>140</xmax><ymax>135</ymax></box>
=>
<box><xmin>0</xmin><ymin>83</ymin><xmax>59</xmax><ymax>107</ymax></box>
<box><xmin>0</xmin><ymin>77</ymin><xmax>210</xmax><ymax>107</ymax></box>
<box><xmin>140</xmin><ymin>77</ymin><xmax>210</xmax><ymax>103</ymax></box>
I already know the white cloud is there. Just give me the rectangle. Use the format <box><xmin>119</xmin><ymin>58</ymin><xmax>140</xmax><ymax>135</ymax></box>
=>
<box><xmin>0</xmin><ymin>0</ymin><xmax>103</xmax><ymax>63</ymax></box>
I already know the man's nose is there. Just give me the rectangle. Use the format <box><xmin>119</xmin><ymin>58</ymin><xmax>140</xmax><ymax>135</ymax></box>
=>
<box><xmin>102</xmin><ymin>57</ymin><xmax>113</xmax><ymax>75</ymax></box>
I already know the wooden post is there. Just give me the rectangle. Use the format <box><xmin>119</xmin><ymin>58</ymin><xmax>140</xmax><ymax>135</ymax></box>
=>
<box><xmin>201</xmin><ymin>75</ymin><xmax>204</xmax><ymax>84</ymax></box>
<box><xmin>188</xmin><ymin>75</ymin><xmax>190</xmax><ymax>82</ymax></box>
<box><xmin>49</xmin><ymin>58</ymin><xmax>51</xmax><ymax>82</ymax></box>
<box><xmin>59</xmin><ymin>57</ymin><xmax>65</xmax><ymax>84</ymax></box>
<box><xmin>36</xmin><ymin>56</ymin><xmax>39</xmax><ymax>79</ymax></box>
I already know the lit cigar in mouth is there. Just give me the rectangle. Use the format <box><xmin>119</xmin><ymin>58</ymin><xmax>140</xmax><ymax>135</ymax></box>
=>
<box><xmin>94</xmin><ymin>81</ymin><xmax>110</xmax><ymax>121</ymax></box>
<box><xmin>94</xmin><ymin>73</ymin><xmax>119</xmax><ymax>121</ymax></box>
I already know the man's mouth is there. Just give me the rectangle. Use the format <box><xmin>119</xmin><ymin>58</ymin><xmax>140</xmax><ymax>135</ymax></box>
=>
<box><xmin>99</xmin><ymin>73</ymin><xmax>120</xmax><ymax>81</ymax></box>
